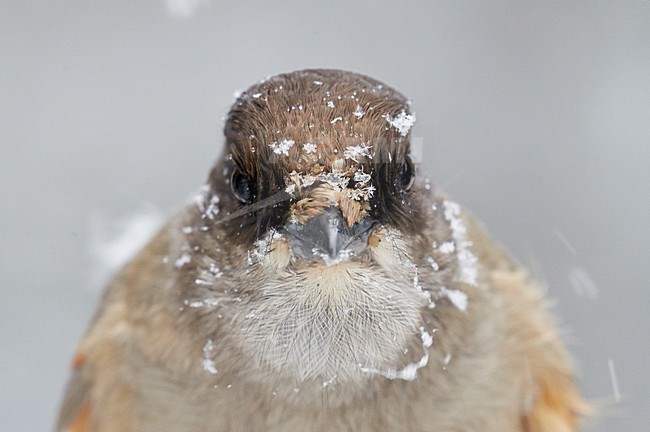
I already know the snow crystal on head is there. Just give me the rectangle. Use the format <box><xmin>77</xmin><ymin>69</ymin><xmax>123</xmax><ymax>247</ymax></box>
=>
<box><xmin>317</xmin><ymin>171</ymin><xmax>350</xmax><ymax>190</ymax></box>
<box><xmin>282</xmin><ymin>157</ymin><xmax>377</xmax><ymax>202</ymax></box>
<box><xmin>343</xmin><ymin>143</ymin><xmax>372</xmax><ymax>162</ymax></box>
<box><xmin>353</xmin><ymin>169</ymin><xmax>371</xmax><ymax>184</ymax></box>
<box><xmin>302</xmin><ymin>143</ymin><xmax>317</xmax><ymax>154</ymax></box>
<box><xmin>385</xmin><ymin>110</ymin><xmax>416</xmax><ymax>136</ymax></box>
<box><xmin>268</xmin><ymin>139</ymin><xmax>295</xmax><ymax>156</ymax></box>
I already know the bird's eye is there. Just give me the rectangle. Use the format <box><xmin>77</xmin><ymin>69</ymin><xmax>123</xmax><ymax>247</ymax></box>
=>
<box><xmin>231</xmin><ymin>169</ymin><xmax>253</xmax><ymax>204</ymax></box>
<box><xmin>399</xmin><ymin>157</ymin><xmax>415</xmax><ymax>192</ymax></box>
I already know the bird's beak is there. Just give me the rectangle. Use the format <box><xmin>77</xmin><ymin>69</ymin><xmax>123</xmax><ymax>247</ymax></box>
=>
<box><xmin>284</xmin><ymin>207</ymin><xmax>377</xmax><ymax>264</ymax></box>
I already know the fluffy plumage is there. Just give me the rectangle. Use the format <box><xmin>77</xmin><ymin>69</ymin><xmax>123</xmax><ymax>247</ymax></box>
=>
<box><xmin>56</xmin><ymin>69</ymin><xmax>589</xmax><ymax>432</ymax></box>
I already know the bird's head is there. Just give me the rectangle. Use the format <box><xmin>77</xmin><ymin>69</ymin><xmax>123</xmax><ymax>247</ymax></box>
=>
<box><xmin>181</xmin><ymin>70</ymin><xmax>463</xmax><ymax>394</ymax></box>
<box><xmin>216</xmin><ymin>69</ymin><xmax>421</xmax><ymax>260</ymax></box>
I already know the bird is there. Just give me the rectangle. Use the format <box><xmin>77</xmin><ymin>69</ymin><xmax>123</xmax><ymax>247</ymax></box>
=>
<box><xmin>56</xmin><ymin>69</ymin><xmax>589</xmax><ymax>432</ymax></box>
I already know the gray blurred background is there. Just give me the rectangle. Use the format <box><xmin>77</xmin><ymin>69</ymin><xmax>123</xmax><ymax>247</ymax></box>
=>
<box><xmin>1</xmin><ymin>1</ymin><xmax>648</xmax><ymax>431</ymax></box>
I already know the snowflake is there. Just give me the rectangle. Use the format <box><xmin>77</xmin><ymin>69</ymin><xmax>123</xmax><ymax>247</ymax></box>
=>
<box><xmin>303</xmin><ymin>143</ymin><xmax>317</xmax><ymax>154</ymax></box>
<box><xmin>268</xmin><ymin>139</ymin><xmax>295</xmax><ymax>156</ymax></box>
<box><xmin>385</xmin><ymin>110</ymin><xmax>416</xmax><ymax>136</ymax></box>
<box><xmin>343</xmin><ymin>143</ymin><xmax>372</xmax><ymax>162</ymax></box>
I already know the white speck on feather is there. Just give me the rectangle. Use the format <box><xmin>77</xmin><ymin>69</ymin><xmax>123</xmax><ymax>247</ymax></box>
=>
<box><xmin>312</xmin><ymin>248</ymin><xmax>354</xmax><ymax>266</ymax></box>
<box><xmin>353</xmin><ymin>105</ymin><xmax>364</xmax><ymax>119</ymax></box>
<box><xmin>203</xmin><ymin>195</ymin><xmax>220</xmax><ymax>220</ymax></box>
<box><xmin>285</xmin><ymin>163</ymin><xmax>376</xmax><ymax>201</ymax></box>
<box><xmin>385</xmin><ymin>110</ymin><xmax>416</xmax><ymax>136</ymax></box>
<box><xmin>300</xmin><ymin>174</ymin><xmax>317</xmax><ymax>187</ymax></box>
<box><xmin>353</xmin><ymin>169</ymin><xmax>371</xmax><ymax>184</ymax></box>
<box><xmin>184</xmin><ymin>298</ymin><xmax>220</xmax><ymax>308</ymax></box>
<box><xmin>427</xmin><ymin>256</ymin><xmax>440</xmax><ymax>271</ymax></box>
<box><xmin>348</xmin><ymin>189</ymin><xmax>363</xmax><ymax>201</ymax></box>
<box><xmin>303</xmin><ymin>143</ymin><xmax>317</xmax><ymax>154</ymax></box>
<box><xmin>318</xmin><ymin>172</ymin><xmax>350</xmax><ymax>191</ymax></box>
<box><xmin>442</xmin><ymin>201</ymin><xmax>478</xmax><ymax>287</ymax></box>
<box><xmin>360</xmin><ymin>327</ymin><xmax>434</xmax><ymax>381</ymax></box>
<box><xmin>268</xmin><ymin>139</ymin><xmax>295</xmax><ymax>156</ymax></box>
<box><xmin>331</xmin><ymin>116</ymin><xmax>343</xmax><ymax>124</ymax></box>
<box><xmin>321</xmin><ymin>375</ymin><xmax>337</xmax><ymax>388</ymax></box>
<box><xmin>440</xmin><ymin>287</ymin><xmax>468</xmax><ymax>311</ymax></box>
<box><xmin>202</xmin><ymin>339</ymin><xmax>218</xmax><ymax>375</ymax></box>
<box><xmin>208</xmin><ymin>262</ymin><xmax>223</xmax><ymax>277</ymax></box>
<box><xmin>343</xmin><ymin>143</ymin><xmax>372</xmax><ymax>162</ymax></box>
<box><xmin>251</xmin><ymin>229</ymin><xmax>282</xmax><ymax>261</ymax></box>
<box><xmin>327</xmin><ymin>101</ymin><xmax>335</xmax><ymax>108</ymax></box>
<box><xmin>314</xmin><ymin>80</ymin><xmax>323</xmax><ymax>85</ymax></box>
<box><xmin>438</xmin><ymin>241</ymin><xmax>455</xmax><ymax>254</ymax></box>
<box><xmin>404</xmin><ymin>259</ymin><xmax>435</xmax><ymax>309</ymax></box>
<box><xmin>174</xmin><ymin>253</ymin><xmax>192</xmax><ymax>268</ymax></box>
<box><xmin>364</xmin><ymin>185</ymin><xmax>376</xmax><ymax>199</ymax></box>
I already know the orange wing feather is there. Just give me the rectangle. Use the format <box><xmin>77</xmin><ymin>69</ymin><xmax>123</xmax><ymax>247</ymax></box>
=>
<box><xmin>56</xmin><ymin>351</ymin><xmax>94</xmax><ymax>432</ymax></box>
